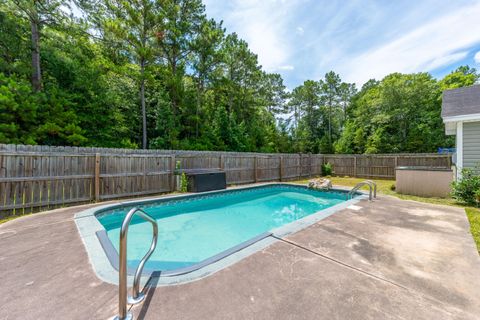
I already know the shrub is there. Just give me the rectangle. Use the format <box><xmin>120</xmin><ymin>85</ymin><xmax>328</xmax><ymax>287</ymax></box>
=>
<box><xmin>390</xmin><ymin>183</ymin><xmax>396</xmax><ymax>191</ymax></box>
<box><xmin>321</xmin><ymin>162</ymin><xmax>333</xmax><ymax>176</ymax></box>
<box><xmin>180</xmin><ymin>172</ymin><xmax>188</xmax><ymax>193</ymax></box>
<box><xmin>451</xmin><ymin>168</ymin><xmax>480</xmax><ymax>206</ymax></box>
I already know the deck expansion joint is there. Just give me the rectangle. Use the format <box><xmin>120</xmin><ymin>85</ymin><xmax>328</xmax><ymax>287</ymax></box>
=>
<box><xmin>272</xmin><ymin>235</ymin><xmax>409</xmax><ymax>290</ymax></box>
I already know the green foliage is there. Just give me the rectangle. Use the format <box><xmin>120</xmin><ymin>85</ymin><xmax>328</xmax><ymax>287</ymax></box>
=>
<box><xmin>0</xmin><ymin>73</ymin><xmax>88</xmax><ymax>145</ymax></box>
<box><xmin>0</xmin><ymin>73</ymin><xmax>39</xmax><ymax>144</ymax></box>
<box><xmin>334</xmin><ymin>72</ymin><xmax>464</xmax><ymax>154</ymax></box>
<box><xmin>451</xmin><ymin>169</ymin><xmax>480</xmax><ymax>206</ymax></box>
<box><xmin>0</xmin><ymin>1</ymin><xmax>478</xmax><ymax>154</ymax></box>
<box><xmin>465</xmin><ymin>208</ymin><xmax>480</xmax><ymax>254</ymax></box>
<box><xmin>288</xmin><ymin>73</ymin><xmax>357</xmax><ymax>153</ymax></box>
<box><xmin>321</xmin><ymin>162</ymin><xmax>333</xmax><ymax>176</ymax></box>
<box><xmin>439</xmin><ymin>66</ymin><xmax>479</xmax><ymax>91</ymax></box>
<box><xmin>180</xmin><ymin>172</ymin><xmax>188</xmax><ymax>193</ymax></box>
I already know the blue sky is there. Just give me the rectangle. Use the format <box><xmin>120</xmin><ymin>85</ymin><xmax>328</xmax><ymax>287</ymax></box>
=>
<box><xmin>203</xmin><ymin>0</ymin><xmax>480</xmax><ymax>89</ymax></box>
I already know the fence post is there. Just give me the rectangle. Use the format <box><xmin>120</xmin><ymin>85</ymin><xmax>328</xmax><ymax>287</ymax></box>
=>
<box><xmin>309</xmin><ymin>153</ymin><xmax>312</xmax><ymax>177</ymax></box>
<box><xmin>170</xmin><ymin>155</ymin><xmax>176</xmax><ymax>191</ymax></box>
<box><xmin>220</xmin><ymin>154</ymin><xmax>225</xmax><ymax>171</ymax></box>
<box><xmin>142</xmin><ymin>156</ymin><xmax>147</xmax><ymax>193</ymax></box>
<box><xmin>394</xmin><ymin>156</ymin><xmax>398</xmax><ymax>179</ymax></box>
<box><xmin>298</xmin><ymin>154</ymin><xmax>302</xmax><ymax>178</ymax></box>
<box><xmin>279</xmin><ymin>156</ymin><xmax>283</xmax><ymax>181</ymax></box>
<box><xmin>254</xmin><ymin>156</ymin><xmax>258</xmax><ymax>182</ymax></box>
<box><xmin>94</xmin><ymin>153</ymin><xmax>100</xmax><ymax>202</ymax></box>
<box><xmin>353</xmin><ymin>156</ymin><xmax>357</xmax><ymax>178</ymax></box>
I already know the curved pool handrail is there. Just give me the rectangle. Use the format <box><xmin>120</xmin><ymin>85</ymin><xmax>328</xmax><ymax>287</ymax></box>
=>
<box><xmin>364</xmin><ymin>180</ymin><xmax>377</xmax><ymax>198</ymax></box>
<box><xmin>348</xmin><ymin>181</ymin><xmax>373</xmax><ymax>201</ymax></box>
<box><xmin>114</xmin><ymin>208</ymin><xmax>158</xmax><ymax>320</ymax></box>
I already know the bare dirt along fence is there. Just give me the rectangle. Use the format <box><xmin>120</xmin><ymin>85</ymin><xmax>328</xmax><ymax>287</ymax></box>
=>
<box><xmin>0</xmin><ymin>144</ymin><xmax>451</xmax><ymax>216</ymax></box>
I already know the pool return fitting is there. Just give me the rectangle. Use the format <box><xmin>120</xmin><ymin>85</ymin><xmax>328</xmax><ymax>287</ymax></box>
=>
<box><xmin>114</xmin><ymin>208</ymin><xmax>158</xmax><ymax>320</ymax></box>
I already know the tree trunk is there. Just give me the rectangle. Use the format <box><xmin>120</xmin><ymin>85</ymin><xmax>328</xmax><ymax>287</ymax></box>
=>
<box><xmin>169</xmin><ymin>38</ymin><xmax>179</xmax><ymax>119</ymax></box>
<box><xmin>140</xmin><ymin>60</ymin><xmax>147</xmax><ymax>149</ymax></box>
<box><xmin>195</xmin><ymin>78</ymin><xmax>204</xmax><ymax>139</ymax></box>
<box><xmin>30</xmin><ymin>16</ymin><xmax>42</xmax><ymax>92</ymax></box>
<box><xmin>328</xmin><ymin>100</ymin><xmax>332</xmax><ymax>147</ymax></box>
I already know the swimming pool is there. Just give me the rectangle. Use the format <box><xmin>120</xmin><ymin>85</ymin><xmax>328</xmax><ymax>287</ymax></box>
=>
<box><xmin>75</xmin><ymin>184</ymin><xmax>362</xmax><ymax>285</ymax></box>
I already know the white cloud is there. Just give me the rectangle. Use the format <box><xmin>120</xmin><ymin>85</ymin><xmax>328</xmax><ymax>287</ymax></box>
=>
<box><xmin>277</xmin><ymin>65</ymin><xmax>295</xmax><ymax>71</ymax></box>
<box><xmin>475</xmin><ymin>51</ymin><xmax>480</xmax><ymax>64</ymax></box>
<box><xmin>334</xmin><ymin>2</ymin><xmax>480</xmax><ymax>85</ymax></box>
<box><xmin>205</xmin><ymin>0</ymin><xmax>480</xmax><ymax>87</ymax></box>
<box><xmin>204</xmin><ymin>0</ymin><xmax>301</xmax><ymax>72</ymax></box>
<box><xmin>423</xmin><ymin>51</ymin><xmax>469</xmax><ymax>71</ymax></box>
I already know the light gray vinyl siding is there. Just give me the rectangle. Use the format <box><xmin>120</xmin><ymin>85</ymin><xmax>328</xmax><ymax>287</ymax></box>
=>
<box><xmin>463</xmin><ymin>121</ymin><xmax>480</xmax><ymax>170</ymax></box>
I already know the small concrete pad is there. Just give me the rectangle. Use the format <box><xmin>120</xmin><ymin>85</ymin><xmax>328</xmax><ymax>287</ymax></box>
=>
<box><xmin>129</xmin><ymin>240</ymin><xmax>474</xmax><ymax>320</ymax></box>
<box><xmin>286</xmin><ymin>196</ymin><xmax>480</xmax><ymax>317</ymax></box>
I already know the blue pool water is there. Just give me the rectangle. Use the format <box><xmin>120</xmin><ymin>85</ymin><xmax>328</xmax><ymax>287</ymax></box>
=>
<box><xmin>96</xmin><ymin>185</ymin><xmax>348</xmax><ymax>272</ymax></box>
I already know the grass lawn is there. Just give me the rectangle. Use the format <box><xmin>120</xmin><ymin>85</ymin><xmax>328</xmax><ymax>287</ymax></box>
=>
<box><xmin>295</xmin><ymin>176</ymin><xmax>480</xmax><ymax>253</ymax></box>
<box><xmin>0</xmin><ymin>215</ymin><xmax>28</xmax><ymax>225</ymax></box>
<box><xmin>466</xmin><ymin>208</ymin><xmax>480</xmax><ymax>253</ymax></box>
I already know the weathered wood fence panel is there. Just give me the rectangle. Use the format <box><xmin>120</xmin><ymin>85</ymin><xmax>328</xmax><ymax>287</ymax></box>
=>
<box><xmin>323</xmin><ymin>154</ymin><xmax>451</xmax><ymax>179</ymax></box>
<box><xmin>0</xmin><ymin>144</ymin><xmax>452</xmax><ymax>216</ymax></box>
<box><xmin>224</xmin><ymin>155</ymin><xmax>255</xmax><ymax>184</ymax></box>
<box><xmin>323</xmin><ymin>156</ymin><xmax>356</xmax><ymax>177</ymax></box>
<box><xmin>282</xmin><ymin>155</ymin><xmax>301</xmax><ymax>180</ymax></box>
<box><xmin>99</xmin><ymin>154</ymin><xmax>172</xmax><ymax>200</ymax></box>
<box><xmin>0</xmin><ymin>152</ymin><xmax>95</xmax><ymax>213</ymax></box>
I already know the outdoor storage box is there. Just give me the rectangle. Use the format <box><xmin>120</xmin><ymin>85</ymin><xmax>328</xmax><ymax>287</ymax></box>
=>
<box><xmin>185</xmin><ymin>170</ymin><xmax>227</xmax><ymax>192</ymax></box>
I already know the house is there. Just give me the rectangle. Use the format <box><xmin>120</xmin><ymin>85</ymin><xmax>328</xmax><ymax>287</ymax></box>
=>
<box><xmin>442</xmin><ymin>84</ymin><xmax>480</xmax><ymax>178</ymax></box>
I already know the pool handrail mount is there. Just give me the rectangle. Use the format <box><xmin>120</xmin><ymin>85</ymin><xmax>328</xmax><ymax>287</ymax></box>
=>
<box><xmin>114</xmin><ymin>207</ymin><xmax>158</xmax><ymax>320</ymax></box>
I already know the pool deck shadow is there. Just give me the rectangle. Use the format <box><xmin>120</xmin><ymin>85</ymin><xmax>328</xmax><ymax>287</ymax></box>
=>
<box><xmin>0</xmin><ymin>192</ymin><xmax>479</xmax><ymax>319</ymax></box>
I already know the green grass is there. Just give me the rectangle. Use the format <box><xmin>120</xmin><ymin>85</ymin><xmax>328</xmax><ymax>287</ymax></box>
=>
<box><xmin>0</xmin><ymin>213</ymin><xmax>34</xmax><ymax>225</ymax></box>
<box><xmin>466</xmin><ymin>208</ymin><xmax>480</xmax><ymax>253</ymax></box>
<box><xmin>295</xmin><ymin>176</ymin><xmax>461</xmax><ymax>206</ymax></box>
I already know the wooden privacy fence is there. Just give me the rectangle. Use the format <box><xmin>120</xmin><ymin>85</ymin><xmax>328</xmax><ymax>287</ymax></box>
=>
<box><xmin>0</xmin><ymin>144</ymin><xmax>451</xmax><ymax>216</ymax></box>
<box><xmin>323</xmin><ymin>154</ymin><xmax>452</xmax><ymax>179</ymax></box>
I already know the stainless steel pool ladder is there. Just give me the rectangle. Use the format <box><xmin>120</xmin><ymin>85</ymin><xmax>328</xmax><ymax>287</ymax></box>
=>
<box><xmin>114</xmin><ymin>208</ymin><xmax>158</xmax><ymax>320</ymax></box>
<box><xmin>347</xmin><ymin>180</ymin><xmax>377</xmax><ymax>201</ymax></box>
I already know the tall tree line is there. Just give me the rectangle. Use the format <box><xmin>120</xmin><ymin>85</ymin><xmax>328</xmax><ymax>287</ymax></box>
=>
<box><xmin>0</xmin><ymin>1</ymin><xmax>478</xmax><ymax>153</ymax></box>
<box><xmin>285</xmin><ymin>67</ymin><xmax>478</xmax><ymax>154</ymax></box>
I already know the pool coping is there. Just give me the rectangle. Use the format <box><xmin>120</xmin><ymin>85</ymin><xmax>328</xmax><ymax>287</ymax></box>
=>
<box><xmin>74</xmin><ymin>183</ymin><xmax>365</xmax><ymax>286</ymax></box>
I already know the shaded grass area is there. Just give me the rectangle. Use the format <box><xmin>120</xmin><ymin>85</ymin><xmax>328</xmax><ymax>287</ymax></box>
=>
<box><xmin>466</xmin><ymin>208</ymin><xmax>480</xmax><ymax>253</ymax></box>
<box><xmin>295</xmin><ymin>176</ymin><xmax>480</xmax><ymax>254</ymax></box>
<box><xmin>0</xmin><ymin>214</ymin><xmax>32</xmax><ymax>225</ymax></box>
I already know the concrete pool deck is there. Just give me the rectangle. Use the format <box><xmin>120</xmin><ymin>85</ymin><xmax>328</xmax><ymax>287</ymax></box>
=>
<box><xmin>0</xmin><ymin>192</ymin><xmax>479</xmax><ymax>319</ymax></box>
